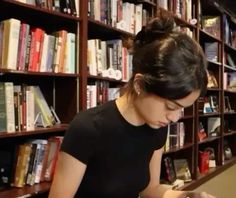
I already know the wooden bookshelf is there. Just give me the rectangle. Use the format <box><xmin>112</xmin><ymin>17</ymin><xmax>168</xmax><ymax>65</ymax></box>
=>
<box><xmin>1</xmin><ymin>0</ymin><xmax>236</xmax><ymax>197</ymax></box>
<box><xmin>0</xmin><ymin>0</ymin><xmax>79</xmax><ymax>196</ymax></box>
<box><xmin>159</xmin><ymin>0</ymin><xmax>236</xmax><ymax>191</ymax></box>
<box><xmin>0</xmin><ymin>182</ymin><xmax>51</xmax><ymax>197</ymax></box>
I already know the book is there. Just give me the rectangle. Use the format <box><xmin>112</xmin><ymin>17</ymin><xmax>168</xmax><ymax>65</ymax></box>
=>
<box><xmin>161</xmin><ymin>157</ymin><xmax>176</xmax><ymax>184</ymax></box>
<box><xmin>0</xmin><ymin>83</ymin><xmax>6</xmax><ymax>132</ymax></box>
<box><xmin>207</xmin><ymin>117</ymin><xmax>221</xmax><ymax>137</ymax></box>
<box><xmin>32</xmin><ymin>86</ymin><xmax>56</xmax><ymax>127</ymax></box>
<box><xmin>198</xmin><ymin>122</ymin><xmax>207</xmax><ymax>141</ymax></box>
<box><xmin>202</xmin><ymin>16</ymin><xmax>221</xmax><ymax>39</ymax></box>
<box><xmin>1</xmin><ymin>18</ymin><xmax>21</xmax><ymax>70</ymax></box>
<box><xmin>26</xmin><ymin>86</ymin><xmax>35</xmax><ymax>130</ymax></box>
<box><xmin>4</xmin><ymin>82</ymin><xmax>15</xmax><ymax>133</ymax></box>
<box><xmin>44</xmin><ymin>136</ymin><xmax>63</xmax><ymax>181</ymax></box>
<box><xmin>173</xmin><ymin>159</ymin><xmax>192</xmax><ymax>182</ymax></box>
<box><xmin>13</xmin><ymin>144</ymin><xmax>32</xmax><ymax>187</ymax></box>
<box><xmin>207</xmin><ymin>70</ymin><xmax>218</xmax><ymax>88</ymax></box>
<box><xmin>31</xmin><ymin>139</ymin><xmax>48</xmax><ymax>184</ymax></box>
<box><xmin>17</xmin><ymin>23</ymin><xmax>30</xmax><ymax>71</ymax></box>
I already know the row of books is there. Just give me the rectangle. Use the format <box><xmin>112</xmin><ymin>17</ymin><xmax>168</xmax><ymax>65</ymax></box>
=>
<box><xmin>205</xmin><ymin>42</ymin><xmax>219</xmax><ymax>62</ymax></box>
<box><xmin>223</xmin><ymin>72</ymin><xmax>236</xmax><ymax>91</ymax></box>
<box><xmin>87</xmin><ymin>81</ymin><xmax>120</xmax><ymax>109</ymax></box>
<box><xmin>87</xmin><ymin>39</ymin><xmax>133</xmax><ymax>81</ymax></box>
<box><xmin>88</xmin><ymin>0</ymin><xmax>148</xmax><ymax>34</ymax></box>
<box><xmin>223</xmin><ymin>14</ymin><xmax>236</xmax><ymax>49</ymax></box>
<box><xmin>157</xmin><ymin>0</ymin><xmax>193</xmax><ymax>23</ymax></box>
<box><xmin>201</xmin><ymin>15</ymin><xmax>221</xmax><ymax>39</ymax></box>
<box><xmin>161</xmin><ymin>156</ymin><xmax>192</xmax><ymax>188</ymax></box>
<box><xmin>205</xmin><ymin>43</ymin><xmax>236</xmax><ymax>69</ymax></box>
<box><xmin>16</xmin><ymin>0</ymin><xmax>79</xmax><ymax>17</ymax></box>
<box><xmin>224</xmin><ymin>53</ymin><xmax>236</xmax><ymax>69</ymax></box>
<box><xmin>0</xmin><ymin>82</ymin><xmax>57</xmax><ymax>133</ymax></box>
<box><xmin>198</xmin><ymin>117</ymin><xmax>221</xmax><ymax>142</ymax></box>
<box><xmin>206</xmin><ymin>57</ymin><xmax>236</xmax><ymax>92</ymax></box>
<box><xmin>0</xmin><ymin>18</ymin><xmax>76</xmax><ymax>74</ymax></box>
<box><xmin>198</xmin><ymin>95</ymin><xmax>219</xmax><ymax>114</ymax></box>
<box><xmin>164</xmin><ymin>122</ymin><xmax>185</xmax><ymax>152</ymax></box>
<box><xmin>0</xmin><ymin>136</ymin><xmax>63</xmax><ymax>188</ymax></box>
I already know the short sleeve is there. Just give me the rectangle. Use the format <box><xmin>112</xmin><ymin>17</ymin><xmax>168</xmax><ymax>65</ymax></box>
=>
<box><xmin>60</xmin><ymin>114</ymin><xmax>99</xmax><ymax>164</ymax></box>
<box><xmin>154</xmin><ymin>126</ymin><xmax>168</xmax><ymax>150</ymax></box>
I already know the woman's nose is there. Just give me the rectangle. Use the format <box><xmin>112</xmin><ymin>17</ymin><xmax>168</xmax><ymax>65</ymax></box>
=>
<box><xmin>166</xmin><ymin>110</ymin><xmax>182</xmax><ymax>123</ymax></box>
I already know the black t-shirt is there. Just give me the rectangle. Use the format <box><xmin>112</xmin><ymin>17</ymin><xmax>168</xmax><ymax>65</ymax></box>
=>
<box><xmin>61</xmin><ymin>100</ymin><xmax>168</xmax><ymax>198</ymax></box>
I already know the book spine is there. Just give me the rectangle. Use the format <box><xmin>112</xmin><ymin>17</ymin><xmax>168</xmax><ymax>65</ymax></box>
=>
<box><xmin>0</xmin><ymin>83</ymin><xmax>6</xmax><ymax>132</ymax></box>
<box><xmin>4</xmin><ymin>82</ymin><xmax>15</xmax><ymax>133</ymax></box>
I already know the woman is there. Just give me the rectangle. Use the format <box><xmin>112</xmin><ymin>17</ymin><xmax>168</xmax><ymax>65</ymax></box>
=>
<box><xmin>49</xmin><ymin>10</ymin><xmax>215</xmax><ymax>198</ymax></box>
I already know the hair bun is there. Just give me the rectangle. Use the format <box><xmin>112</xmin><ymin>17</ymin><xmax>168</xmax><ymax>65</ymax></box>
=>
<box><xmin>145</xmin><ymin>15</ymin><xmax>175</xmax><ymax>35</ymax></box>
<box><xmin>134</xmin><ymin>9</ymin><xmax>175</xmax><ymax>45</ymax></box>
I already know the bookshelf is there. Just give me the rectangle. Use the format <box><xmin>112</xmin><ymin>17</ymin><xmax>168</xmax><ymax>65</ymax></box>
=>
<box><xmin>160</xmin><ymin>0</ymin><xmax>236</xmax><ymax>191</ymax></box>
<box><xmin>1</xmin><ymin>0</ymin><xmax>236</xmax><ymax>197</ymax></box>
<box><xmin>0</xmin><ymin>0</ymin><xmax>80</xmax><ymax>197</ymax></box>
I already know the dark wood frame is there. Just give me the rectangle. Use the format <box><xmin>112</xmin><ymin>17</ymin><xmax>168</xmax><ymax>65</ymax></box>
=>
<box><xmin>1</xmin><ymin>0</ymin><xmax>236</xmax><ymax>197</ymax></box>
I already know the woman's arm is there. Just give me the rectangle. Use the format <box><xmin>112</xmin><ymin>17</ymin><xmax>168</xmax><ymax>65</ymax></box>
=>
<box><xmin>48</xmin><ymin>151</ymin><xmax>86</xmax><ymax>198</ymax></box>
<box><xmin>139</xmin><ymin>148</ymin><xmax>216</xmax><ymax>198</ymax></box>
<box><xmin>139</xmin><ymin>148</ymin><xmax>186</xmax><ymax>198</ymax></box>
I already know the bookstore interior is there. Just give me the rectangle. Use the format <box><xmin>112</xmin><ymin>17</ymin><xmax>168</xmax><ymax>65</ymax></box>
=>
<box><xmin>1</xmin><ymin>0</ymin><xmax>236</xmax><ymax>197</ymax></box>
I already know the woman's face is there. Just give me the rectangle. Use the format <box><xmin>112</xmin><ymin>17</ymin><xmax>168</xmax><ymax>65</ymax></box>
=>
<box><xmin>133</xmin><ymin>90</ymin><xmax>200</xmax><ymax>129</ymax></box>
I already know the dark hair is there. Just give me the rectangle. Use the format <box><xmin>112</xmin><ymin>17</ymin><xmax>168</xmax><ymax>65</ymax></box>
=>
<box><xmin>126</xmin><ymin>10</ymin><xmax>208</xmax><ymax>100</ymax></box>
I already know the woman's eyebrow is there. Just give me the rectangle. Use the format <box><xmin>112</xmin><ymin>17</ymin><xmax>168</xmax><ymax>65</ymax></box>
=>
<box><xmin>170</xmin><ymin>100</ymin><xmax>185</xmax><ymax>108</ymax></box>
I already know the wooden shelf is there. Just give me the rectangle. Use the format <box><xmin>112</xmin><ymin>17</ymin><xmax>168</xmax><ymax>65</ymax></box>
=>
<box><xmin>0</xmin><ymin>124</ymin><xmax>68</xmax><ymax>139</ymax></box>
<box><xmin>198</xmin><ymin>136</ymin><xmax>221</xmax><ymax>145</ymax></box>
<box><xmin>224</xmin><ymin>64</ymin><xmax>236</xmax><ymax>72</ymax></box>
<box><xmin>173</xmin><ymin>16</ymin><xmax>197</xmax><ymax>29</ymax></box>
<box><xmin>182</xmin><ymin>158</ymin><xmax>236</xmax><ymax>190</ymax></box>
<box><xmin>199</xmin><ymin>29</ymin><xmax>222</xmax><ymax>43</ymax></box>
<box><xmin>0</xmin><ymin>0</ymin><xmax>79</xmax><ymax>32</ymax></box>
<box><xmin>223</xmin><ymin>131</ymin><xmax>236</xmax><ymax>137</ymax></box>
<box><xmin>0</xmin><ymin>69</ymin><xmax>79</xmax><ymax>77</ymax></box>
<box><xmin>224</xmin><ymin>43</ymin><xmax>236</xmax><ymax>53</ymax></box>
<box><xmin>88</xmin><ymin>18</ymin><xmax>134</xmax><ymax>40</ymax></box>
<box><xmin>88</xmin><ymin>74</ymin><xmax>127</xmax><ymax>84</ymax></box>
<box><xmin>199</xmin><ymin>112</ymin><xmax>221</xmax><ymax>117</ymax></box>
<box><xmin>137</xmin><ymin>0</ymin><xmax>156</xmax><ymax>6</ymax></box>
<box><xmin>207</xmin><ymin>60</ymin><xmax>222</xmax><ymax>67</ymax></box>
<box><xmin>164</xmin><ymin>143</ymin><xmax>194</xmax><ymax>154</ymax></box>
<box><xmin>0</xmin><ymin>182</ymin><xmax>51</xmax><ymax>197</ymax></box>
<box><xmin>1</xmin><ymin>0</ymin><xmax>236</xmax><ymax>196</ymax></box>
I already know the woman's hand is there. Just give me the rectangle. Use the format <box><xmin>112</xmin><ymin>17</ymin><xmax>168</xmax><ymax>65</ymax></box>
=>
<box><xmin>186</xmin><ymin>191</ymin><xmax>216</xmax><ymax>198</ymax></box>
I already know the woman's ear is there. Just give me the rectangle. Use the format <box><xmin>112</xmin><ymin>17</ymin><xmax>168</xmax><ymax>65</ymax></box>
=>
<box><xmin>133</xmin><ymin>73</ymin><xmax>144</xmax><ymax>95</ymax></box>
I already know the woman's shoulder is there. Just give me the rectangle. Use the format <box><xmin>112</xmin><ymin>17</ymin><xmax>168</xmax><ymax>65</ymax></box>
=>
<box><xmin>68</xmin><ymin>100</ymin><xmax>117</xmax><ymax>135</ymax></box>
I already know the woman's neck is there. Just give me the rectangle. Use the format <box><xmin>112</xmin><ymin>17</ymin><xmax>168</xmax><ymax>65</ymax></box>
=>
<box><xmin>115</xmin><ymin>93</ymin><xmax>145</xmax><ymax>126</ymax></box>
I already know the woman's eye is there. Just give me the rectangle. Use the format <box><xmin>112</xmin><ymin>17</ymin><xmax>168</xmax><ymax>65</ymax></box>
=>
<box><xmin>166</xmin><ymin>105</ymin><xmax>176</xmax><ymax>111</ymax></box>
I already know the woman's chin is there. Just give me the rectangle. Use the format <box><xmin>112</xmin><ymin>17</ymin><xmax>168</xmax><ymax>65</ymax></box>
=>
<box><xmin>147</xmin><ymin>123</ymin><xmax>162</xmax><ymax>129</ymax></box>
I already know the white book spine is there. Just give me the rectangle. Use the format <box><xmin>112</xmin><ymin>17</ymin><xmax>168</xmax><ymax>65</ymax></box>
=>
<box><xmin>26</xmin><ymin>86</ymin><xmax>35</xmax><ymax>130</ymax></box>
<box><xmin>3</xmin><ymin>18</ymin><xmax>21</xmax><ymax>69</ymax></box>
<box><xmin>40</xmin><ymin>33</ymin><xmax>49</xmax><ymax>72</ymax></box>
<box><xmin>5</xmin><ymin>82</ymin><xmax>15</xmax><ymax>133</ymax></box>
